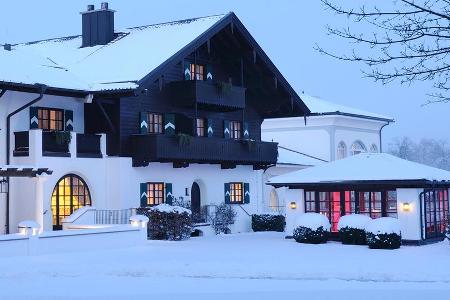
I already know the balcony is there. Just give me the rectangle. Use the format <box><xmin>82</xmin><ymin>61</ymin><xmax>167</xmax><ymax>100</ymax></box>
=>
<box><xmin>167</xmin><ymin>80</ymin><xmax>246</xmax><ymax>110</ymax></box>
<box><xmin>13</xmin><ymin>130</ymin><xmax>105</xmax><ymax>159</ymax></box>
<box><xmin>130</xmin><ymin>134</ymin><xmax>278</xmax><ymax>168</ymax></box>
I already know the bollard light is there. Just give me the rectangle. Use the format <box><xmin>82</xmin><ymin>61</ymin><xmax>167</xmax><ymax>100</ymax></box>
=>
<box><xmin>130</xmin><ymin>215</ymin><xmax>149</xmax><ymax>228</ymax></box>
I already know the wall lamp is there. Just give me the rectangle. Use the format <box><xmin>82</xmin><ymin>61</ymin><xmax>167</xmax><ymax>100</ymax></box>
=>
<box><xmin>402</xmin><ymin>202</ymin><xmax>411</xmax><ymax>212</ymax></box>
<box><xmin>289</xmin><ymin>201</ymin><xmax>297</xmax><ymax>209</ymax></box>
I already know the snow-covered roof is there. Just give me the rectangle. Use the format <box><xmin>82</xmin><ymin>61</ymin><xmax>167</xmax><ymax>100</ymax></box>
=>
<box><xmin>277</xmin><ymin>146</ymin><xmax>326</xmax><ymax>166</ymax></box>
<box><xmin>0</xmin><ymin>14</ymin><xmax>225</xmax><ymax>92</ymax></box>
<box><xmin>269</xmin><ymin>153</ymin><xmax>450</xmax><ymax>186</ymax></box>
<box><xmin>299</xmin><ymin>93</ymin><xmax>393</xmax><ymax>122</ymax></box>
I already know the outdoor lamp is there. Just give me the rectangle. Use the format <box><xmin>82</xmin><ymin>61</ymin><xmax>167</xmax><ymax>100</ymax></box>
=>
<box><xmin>402</xmin><ymin>202</ymin><xmax>411</xmax><ymax>212</ymax></box>
<box><xmin>289</xmin><ymin>201</ymin><xmax>297</xmax><ymax>209</ymax></box>
<box><xmin>130</xmin><ymin>215</ymin><xmax>149</xmax><ymax>228</ymax></box>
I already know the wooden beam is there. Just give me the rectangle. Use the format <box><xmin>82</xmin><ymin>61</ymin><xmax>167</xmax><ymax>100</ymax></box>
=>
<box><xmin>207</xmin><ymin>39</ymin><xmax>211</xmax><ymax>55</ymax></box>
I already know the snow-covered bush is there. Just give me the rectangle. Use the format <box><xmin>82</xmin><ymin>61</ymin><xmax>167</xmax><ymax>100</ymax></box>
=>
<box><xmin>366</xmin><ymin>217</ymin><xmax>401</xmax><ymax>249</ymax></box>
<box><xmin>338</xmin><ymin>214</ymin><xmax>371</xmax><ymax>245</ymax></box>
<box><xmin>252</xmin><ymin>214</ymin><xmax>285</xmax><ymax>232</ymax></box>
<box><xmin>293</xmin><ymin>213</ymin><xmax>330</xmax><ymax>244</ymax></box>
<box><xmin>212</xmin><ymin>203</ymin><xmax>236</xmax><ymax>234</ymax></box>
<box><xmin>137</xmin><ymin>204</ymin><xmax>192</xmax><ymax>241</ymax></box>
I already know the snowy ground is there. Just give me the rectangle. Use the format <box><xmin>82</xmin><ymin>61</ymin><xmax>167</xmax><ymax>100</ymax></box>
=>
<box><xmin>0</xmin><ymin>232</ymin><xmax>449</xmax><ymax>299</ymax></box>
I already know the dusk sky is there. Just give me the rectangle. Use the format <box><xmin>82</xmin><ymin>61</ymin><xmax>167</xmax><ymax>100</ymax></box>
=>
<box><xmin>1</xmin><ymin>0</ymin><xmax>448</xmax><ymax>145</ymax></box>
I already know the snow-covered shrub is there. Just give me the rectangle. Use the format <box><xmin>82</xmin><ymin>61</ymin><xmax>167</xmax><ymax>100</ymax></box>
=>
<box><xmin>293</xmin><ymin>213</ymin><xmax>330</xmax><ymax>244</ymax></box>
<box><xmin>212</xmin><ymin>203</ymin><xmax>236</xmax><ymax>234</ymax></box>
<box><xmin>252</xmin><ymin>214</ymin><xmax>285</xmax><ymax>232</ymax></box>
<box><xmin>338</xmin><ymin>214</ymin><xmax>371</xmax><ymax>245</ymax></box>
<box><xmin>366</xmin><ymin>217</ymin><xmax>401</xmax><ymax>249</ymax></box>
<box><xmin>137</xmin><ymin>204</ymin><xmax>192</xmax><ymax>241</ymax></box>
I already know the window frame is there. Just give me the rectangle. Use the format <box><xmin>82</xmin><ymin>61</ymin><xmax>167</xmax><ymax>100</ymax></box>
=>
<box><xmin>146</xmin><ymin>113</ymin><xmax>164</xmax><ymax>134</ymax></box>
<box><xmin>229</xmin><ymin>182</ymin><xmax>244</xmax><ymax>204</ymax></box>
<box><xmin>37</xmin><ymin>107</ymin><xmax>65</xmax><ymax>131</ymax></box>
<box><xmin>350</xmin><ymin>141</ymin><xmax>367</xmax><ymax>156</ymax></box>
<box><xmin>337</xmin><ymin>141</ymin><xmax>347</xmax><ymax>160</ymax></box>
<box><xmin>229</xmin><ymin>120</ymin><xmax>242</xmax><ymax>140</ymax></box>
<box><xmin>146</xmin><ymin>182</ymin><xmax>165</xmax><ymax>206</ymax></box>
<box><xmin>190</xmin><ymin>63</ymin><xmax>205</xmax><ymax>81</ymax></box>
<box><xmin>196</xmin><ymin>117</ymin><xmax>206</xmax><ymax>137</ymax></box>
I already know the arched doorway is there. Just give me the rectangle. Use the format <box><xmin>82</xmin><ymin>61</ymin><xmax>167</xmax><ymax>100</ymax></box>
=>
<box><xmin>191</xmin><ymin>182</ymin><xmax>202</xmax><ymax>223</ymax></box>
<box><xmin>51</xmin><ymin>174</ymin><xmax>91</xmax><ymax>230</ymax></box>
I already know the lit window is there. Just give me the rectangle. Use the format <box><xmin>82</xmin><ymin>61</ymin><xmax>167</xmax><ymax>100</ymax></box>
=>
<box><xmin>337</xmin><ymin>141</ymin><xmax>347</xmax><ymax>159</ymax></box>
<box><xmin>147</xmin><ymin>183</ymin><xmax>165</xmax><ymax>206</ymax></box>
<box><xmin>229</xmin><ymin>121</ymin><xmax>241</xmax><ymax>139</ymax></box>
<box><xmin>38</xmin><ymin>108</ymin><xmax>64</xmax><ymax>131</ymax></box>
<box><xmin>370</xmin><ymin>144</ymin><xmax>378</xmax><ymax>153</ymax></box>
<box><xmin>230</xmin><ymin>183</ymin><xmax>243</xmax><ymax>204</ymax></box>
<box><xmin>350</xmin><ymin>141</ymin><xmax>367</xmax><ymax>156</ymax></box>
<box><xmin>146</xmin><ymin>113</ymin><xmax>163</xmax><ymax>134</ymax></box>
<box><xmin>190</xmin><ymin>64</ymin><xmax>205</xmax><ymax>81</ymax></box>
<box><xmin>196</xmin><ymin>118</ymin><xmax>206</xmax><ymax>137</ymax></box>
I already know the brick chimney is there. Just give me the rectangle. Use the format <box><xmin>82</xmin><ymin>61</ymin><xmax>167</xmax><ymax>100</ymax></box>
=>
<box><xmin>81</xmin><ymin>3</ymin><xmax>115</xmax><ymax>47</ymax></box>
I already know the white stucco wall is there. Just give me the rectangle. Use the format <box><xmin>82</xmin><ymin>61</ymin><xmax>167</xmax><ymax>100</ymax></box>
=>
<box><xmin>396</xmin><ymin>188</ymin><xmax>423</xmax><ymax>241</ymax></box>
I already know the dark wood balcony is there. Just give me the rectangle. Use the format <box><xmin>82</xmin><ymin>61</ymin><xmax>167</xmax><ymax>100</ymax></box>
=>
<box><xmin>76</xmin><ymin>133</ymin><xmax>102</xmax><ymax>158</ymax></box>
<box><xmin>167</xmin><ymin>80</ymin><xmax>246</xmax><ymax>110</ymax></box>
<box><xmin>130</xmin><ymin>134</ymin><xmax>278</xmax><ymax>168</ymax></box>
<box><xmin>42</xmin><ymin>131</ymin><xmax>70</xmax><ymax>157</ymax></box>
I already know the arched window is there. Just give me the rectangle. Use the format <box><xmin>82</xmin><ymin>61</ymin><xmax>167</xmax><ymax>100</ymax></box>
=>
<box><xmin>51</xmin><ymin>174</ymin><xmax>91</xmax><ymax>230</ymax></box>
<box><xmin>350</xmin><ymin>141</ymin><xmax>367</xmax><ymax>156</ymax></box>
<box><xmin>370</xmin><ymin>144</ymin><xmax>378</xmax><ymax>153</ymax></box>
<box><xmin>337</xmin><ymin>141</ymin><xmax>347</xmax><ymax>160</ymax></box>
<box><xmin>269</xmin><ymin>189</ymin><xmax>281</xmax><ymax>212</ymax></box>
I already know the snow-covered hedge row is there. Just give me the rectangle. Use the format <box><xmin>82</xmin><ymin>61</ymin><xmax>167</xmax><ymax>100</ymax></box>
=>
<box><xmin>137</xmin><ymin>204</ymin><xmax>192</xmax><ymax>241</ymax></box>
<box><xmin>366</xmin><ymin>217</ymin><xmax>401</xmax><ymax>249</ymax></box>
<box><xmin>293</xmin><ymin>213</ymin><xmax>330</xmax><ymax>244</ymax></box>
<box><xmin>252</xmin><ymin>214</ymin><xmax>285</xmax><ymax>232</ymax></box>
<box><xmin>338</xmin><ymin>214</ymin><xmax>371</xmax><ymax>245</ymax></box>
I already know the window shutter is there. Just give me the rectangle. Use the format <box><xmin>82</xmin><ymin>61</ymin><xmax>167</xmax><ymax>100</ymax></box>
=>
<box><xmin>139</xmin><ymin>112</ymin><xmax>148</xmax><ymax>134</ymax></box>
<box><xmin>30</xmin><ymin>107</ymin><xmax>39</xmax><ymax>129</ymax></box>
<box><xmin>165</xmin><ymin>183</ymin><xmax>173</xmax><ymax>205</ymax></box>
<box><xmin>64</xmin><ymin>110</ymin><xmax>74</xmax><ymax>131</ymax></box>
<box><xmin>224</xmin><ymin>183</ymin><xmax>230</xmax><ymax>204</ymax></box>
<box><xmin>206</xmin><ymin>64</ymin><xmax>213</xmax><ymax>81</ymax></box>
<box><xmin>223</xmin><ymin>120</ymin><xmax>230</xmax><ymax>139</ymax></box>
<box><xmin>207</xmin><ymin>119</ymin><xmax>214</xmax><ymax>137</ymax></box>
<box><xmin>244</xmin><ymin>183</ymin><xmax>250</xmax><ymax>204</ymax></box>
<box><xmin>184</xmin><ymin>61</ymin><xmax>191</xmax><ymax>80</ymax></box>
<box><xmin>140</xmin><ymin>183</ymin><xmax>148</xmax><ymax>207</ymax></box>
<box><xmin>164</xmin><ymin>113</ymin><xmax>176</xmax><ymax>136</ymax></box>
<box><xmin>243</xmin><ymin>122</ymin><xmax>250</xmax><ymax>139</ymax></box>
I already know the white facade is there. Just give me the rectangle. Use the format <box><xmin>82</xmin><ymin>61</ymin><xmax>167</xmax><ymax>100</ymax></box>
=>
<box><xmin>0</xmin><ymin>90</ymin><xmax>260</xmax><ymax>234</ymax></box>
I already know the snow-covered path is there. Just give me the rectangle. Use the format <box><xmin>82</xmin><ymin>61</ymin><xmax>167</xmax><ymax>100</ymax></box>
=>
<box><xmin>0</xmin><ymin>232</ymin><xmax>449</xmax><ymax>299</ymax></box>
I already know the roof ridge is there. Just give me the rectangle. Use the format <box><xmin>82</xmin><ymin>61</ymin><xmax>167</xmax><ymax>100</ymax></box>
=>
<box><xmin>126</xmin><ymin>13</ymin><xmax>227</xmax><ymax>31</ymax></box>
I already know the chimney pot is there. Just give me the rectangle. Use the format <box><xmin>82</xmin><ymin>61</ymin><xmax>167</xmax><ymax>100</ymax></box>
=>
<box><xmin>101</xmin><ymin>2</ymin><xmax>109</xmax><ymax>10</ymax></box>
<box><xmin>3</xmin><ymin>44</ymin><xmax>11</xmax><ymax>51</ymax></box>
<box><xmin>87</xmin><ymin>5</ymin><xmax>95</xmax><ymax>11</ymax></box>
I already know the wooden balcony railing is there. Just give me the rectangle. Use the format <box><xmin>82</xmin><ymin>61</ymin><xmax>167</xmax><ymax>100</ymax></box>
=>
<box><xmin>130</xmin><ymin>134</ymin><xmax>278</xmax><ymax>168</ymax></box>
<box><xmin>167</xmin><ymin>80</ymin><xmax>246</xmax><ymax>110</ymax></box>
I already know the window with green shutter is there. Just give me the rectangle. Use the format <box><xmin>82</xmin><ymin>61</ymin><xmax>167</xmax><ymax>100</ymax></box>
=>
<box><xmin>224</xmin><ymin>183</ymin><xmax>231</xmax><ymax>204</ymax></box>
<box><xmin>164</xmin><ymin>113</ymin><xmax>176</xmax><ymax>136</ymax></box>
<box><xmin>244</xmin><ymin>183</ymin><xmax>250</xmax><ymax>204</ymax></box>
<box><xmin>207</xmin><ymin>119</ymin><xmax>214</xmax><ymax>137</ymax></box>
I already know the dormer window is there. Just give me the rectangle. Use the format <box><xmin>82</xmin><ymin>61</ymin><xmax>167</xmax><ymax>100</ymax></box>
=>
<box><xmin>190</xmin><ymin>63</ymin><xmax>205</xmax><ymax>81</ymax></box>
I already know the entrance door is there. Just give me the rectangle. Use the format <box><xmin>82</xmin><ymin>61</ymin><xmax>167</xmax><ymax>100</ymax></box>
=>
<box><xmin>191</xmin><ymin>182</ymin><xmax>202</xmax><ymax>223</ymax></box>
<box><xmin>51</xmin><ymin>174</ymin><xmax>92</xmax><ymax>230</ymax></box>
<box><xmin>422</xmin><ymin>189</ymin><xmax>449</xmax><ymax>239</ymax></box>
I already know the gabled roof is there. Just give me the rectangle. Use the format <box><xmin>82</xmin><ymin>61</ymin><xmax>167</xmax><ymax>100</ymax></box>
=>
<box><xmin>277</xmin><ymin>146</ymin><xmax>327</xmax><ymax>166</ymax></box>
<box><xmin>268</xmin><ymin>153</ymin><xmax>450</xmax><ymax>187</ymax></box>
<box><xmin>0</xmin><ymin>12</ymin><xmax>309</xmax><ymax>114</ymax></box>
<box><xmin>299</xmin><ymin>93</ymin><xmax>393</xmax><ymax>122</ymax></box>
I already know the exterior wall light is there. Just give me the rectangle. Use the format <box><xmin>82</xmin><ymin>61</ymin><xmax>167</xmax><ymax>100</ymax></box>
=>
<box><xmin>18</xmin><ymin>220</ymin><xmax>40</xmax><ymax>236</ymax></box>
<box><xmin>130</xmin><ymin>215</ymin><xmax>149</xmax><ymax>228</ymax></box>
<box><xmin>402</xmin><ymin>202</ymin><xmax>411</xmax><ymax>212</ymax></box>
<box><xmin>289</xmin><ymin>201</ymin><xmax>297</xmax><ymax>209</ymax></box>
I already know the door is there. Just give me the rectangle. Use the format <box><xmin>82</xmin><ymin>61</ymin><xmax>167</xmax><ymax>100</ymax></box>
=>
<box><xmin>422</xmin><ymin>189</ymin><xmax>449</xmax><ymax>239</ymax></box>
<box><xmin>191</xmin><ymin>182</ymin><xmax>202</xmax><ymax>223</ymax></box>
<box><xmin>51</xmin><ymin>174</ymin><xmax>92</xmax><ymax>230</ymax></box>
